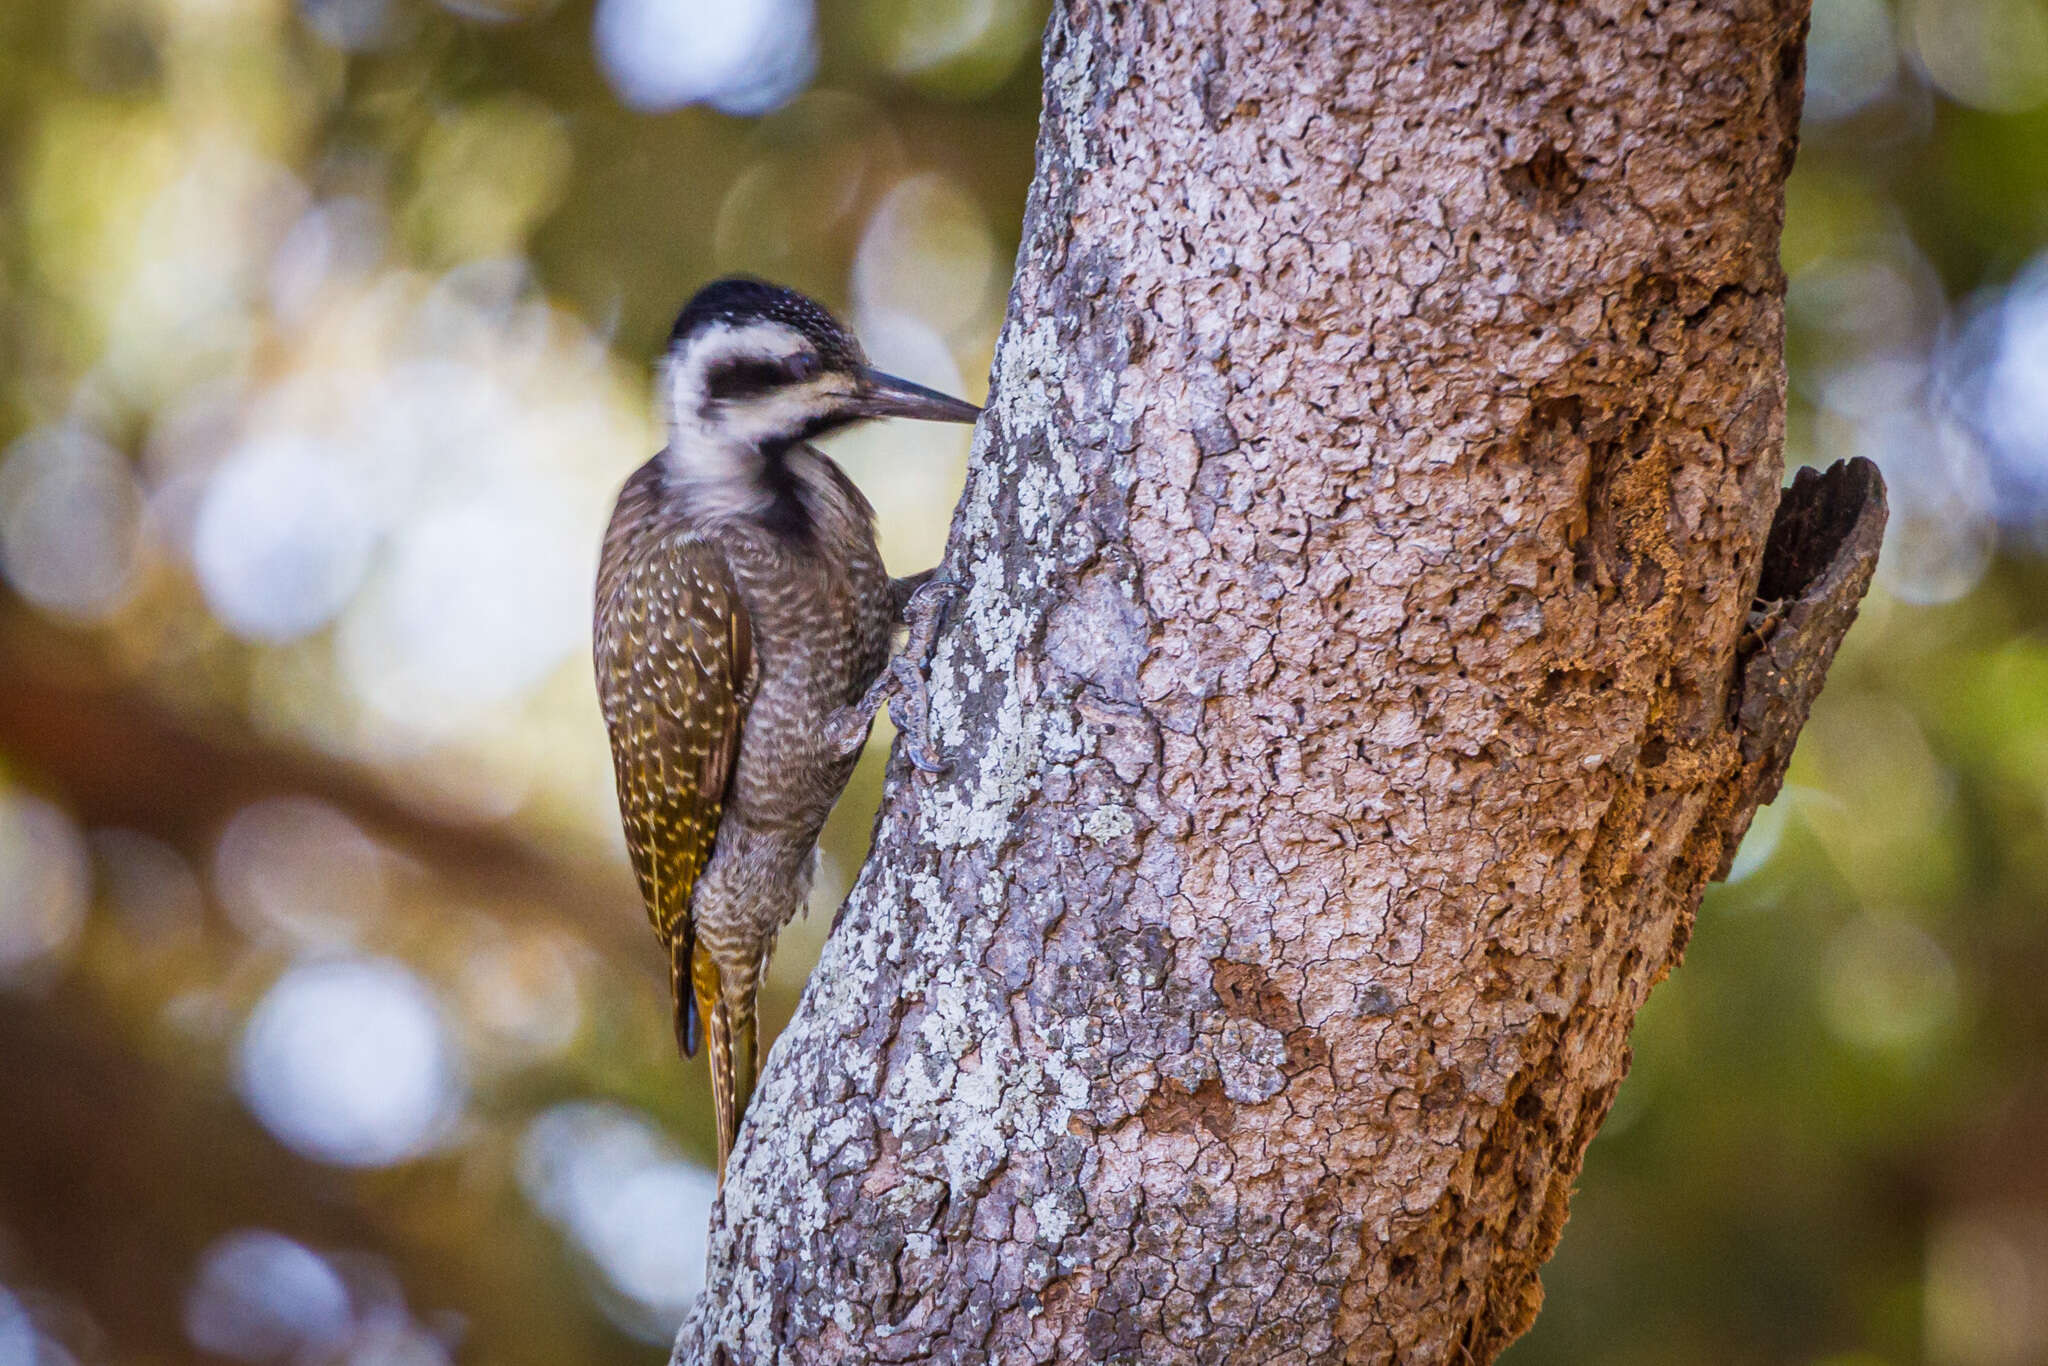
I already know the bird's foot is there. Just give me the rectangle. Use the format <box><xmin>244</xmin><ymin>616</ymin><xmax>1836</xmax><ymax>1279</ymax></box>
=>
<box><xmin>825</xmin><ymin>576</ymin><xmax>959</xmax><ymax>774</ymax></box>
<box><xmin>897</xmin><ymin>573</ymin><xmax>959</xmax><ymax>665</ymax></box>
<box><xmin>890</xmin><ymin>576</ymin><xmax>959</xmax><ymax>773</ymax></box>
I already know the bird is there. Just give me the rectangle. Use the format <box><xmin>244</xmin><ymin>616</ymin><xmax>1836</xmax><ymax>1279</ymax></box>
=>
<box><xmin>593</xmin><ymin>277</ymin><xmax>980</xmax><ymax>1184</ymax></box>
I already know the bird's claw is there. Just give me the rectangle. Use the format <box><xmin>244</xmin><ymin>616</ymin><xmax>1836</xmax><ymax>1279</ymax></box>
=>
<box><xmin>900</xmin><ymin>575</ymin><xmax>961</xmax><ymax>648</ymax></box>
<box><xmin>886</xmin><ymin>575</ymin><xmax>959</xmax><ymax>776</ymax></box>
<box><xmin>887</xmin><ymin>663</ymin><xmax>947</xmax><ymax>774</ymax></box>
<box><xmin>825</xmin><ymin>575</ymin><xmax>960</xmax><ymax>774</ymax></box>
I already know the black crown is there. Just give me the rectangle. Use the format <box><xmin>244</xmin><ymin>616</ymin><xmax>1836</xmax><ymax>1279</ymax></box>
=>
<box><xmin>668</xmin><ymin>277</ymin><xmax>863</xmax><ymax>371</ymax></box>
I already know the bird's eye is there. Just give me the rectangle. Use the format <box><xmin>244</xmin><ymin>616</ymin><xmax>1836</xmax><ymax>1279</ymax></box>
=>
<box><xmin>706</xmin><ymin>358</ymin><xmax>792</xmax><ymax>400</ymax></box>
<box><xmin>785</xmin><ymin>352</ymin><xmax>822</xmax><ymax>382</ymax></box>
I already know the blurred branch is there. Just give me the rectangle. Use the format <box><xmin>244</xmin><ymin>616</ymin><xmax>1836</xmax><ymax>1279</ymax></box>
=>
<box><xmin>0</xmin><ymin>603</ymin><xmax>646</xmax><ymax>958</ymax></box>
<box><xmin>0</xmin><ymin>985</ymin><xmax>622</xmax><ymax>1366</ymax></box>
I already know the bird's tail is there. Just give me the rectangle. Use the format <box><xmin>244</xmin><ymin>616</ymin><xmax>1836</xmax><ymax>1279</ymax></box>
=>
<box><xmin>669</xmin><ymin>929</ymin><xmax>701</xmax><ymax>1059</ymax></box>
<box><xmin>692</xmin><ymin>946</ymin><xmax>760</xmax><ymax>1186</ymax></box>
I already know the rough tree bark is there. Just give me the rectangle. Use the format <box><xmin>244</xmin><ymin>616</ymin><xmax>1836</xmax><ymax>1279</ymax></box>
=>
<box><xmin>678</xmin><ymin>2</ymin><xmax>1883</xmax><ymax>1361</ymax></box>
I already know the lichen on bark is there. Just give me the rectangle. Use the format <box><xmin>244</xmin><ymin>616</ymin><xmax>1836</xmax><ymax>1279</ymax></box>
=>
<box><xmin>674</xmin><ymin>2</ymin><xmax>1877</xmax><ymax>1362</ymax></box>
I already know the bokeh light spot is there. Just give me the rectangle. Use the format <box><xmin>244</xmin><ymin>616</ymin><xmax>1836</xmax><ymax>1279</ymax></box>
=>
<box><xmin>184</xmin><ymin>1230</ymin><xmax>353</xmax><ymax>1365</ymax></box>
<box><xmin>299</xmin><ymin>0</ymin><xmax>393</xmax><ymax>50</ymax></box>
<box><xmin>341</xmin><ymin>1315</ymin><xmax>453</xmax><ymax>1366</ymax></box>
<box><xmin>1907</xmin><ymin>0</ymin><xmax>2048</xmax><ymax>113</ymax></box>
<box><xmin>1800</xmin><ymin>696</ymin><xmax>1958</xmax><ymax>905</ymax></box>
<box><xmin>0</xmin><ymin>790</ymin><xmax>92</xmax><ymax>986</ymax></box>
<box><xmin>853</xmin><ymin>173</ymin><xmax>998</xmax><ymax>337</ymax></box>
<box><xmin>0</xmin><ymin>425</ymin><xmax>144</xmax><ymax>624</ymax></box>
<box><xmin>0</xmin><ymin>1284</ymin><xmax>37</xmax><ymax>1366</ymax></box>
<box><xmin>338</xmin><ymin>498</ymin><xmax>587</xmax><ymax>721</ymax></box>
<box><xmin>194</xmin><ymin>436</ymin><xmax>377</xmax><ymax>643</ymax></box>
<box><xmin>1820</xmin><ymin>913</ymin><xmax>1959</xmax><ymax>1052</ymax></box>
<box><xmin>518</xmin><ymin>1103</ymin><xmax>714</xmax><ymax>1336</ymax></box>
<box><xmin>435</xmin><ymin>0</ymin><xmax>561</xmax><ymax>21</ymax></box>
<box><xmin>1924</xmin><ymin>1211</ymin><xmax>2048</xmax><ymax>1365</ymax></box>
<box><xmin>1805</xmin><ymin>0</ymin><xmax>1901</xmax><ymax>121</ymax></box>
<box><xmin>860</xmin><ymin>0</ymin><xmax>1038</xmax><ymax>97</ymax></box>
<box><xmin>1855</xmin><ymin>412</ymin><xmax>1998</xmax><ymax>605</ymax></box>
<box><xmin>93</xmin><ymin>829</ymin><xmax>206</xmax><ymax>945</ymax></box>
<box><xmin>213</xmin><ymin>798</ymin><xmax>387</xmax><ymax>950</ymax></box>
<box><xmin>237</xmin><ymin>959</ymin><xmax>464</xmax><ymax>1167</ymax></box>
<box><xmin>1947</xmin><ymin>250</ymin><xmax>2048</xmax><ymax>538</ymax></box>
<box><xmin>269</xmin><ymin>198</ymin><xmax>387</xmax><ymax>329</ymax></box>
<box><xmin>1723</xmin><ymin>790</ymin><xmax>1793</xmax><ymax>884</ymax></box>
<box><xmin>455</xmin><ymin>926</ymin><xmax>585</xmax><ymax>1061</ymax></box>
<box><xmin>408</xmin><ymin>98</ymin><xmax>573</xmax><ymax>264</ymax></box>
<box><xmin>592</xmin><ymin>0</ymin><xmax>815</xmax><ymax>116</ymax></box>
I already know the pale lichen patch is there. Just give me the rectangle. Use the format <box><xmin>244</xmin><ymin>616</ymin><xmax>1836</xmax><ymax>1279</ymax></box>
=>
<box><xmin>1079</xmin><ymin>804</ymin><xmax>1135</xmax><ymax>842</ymax></box>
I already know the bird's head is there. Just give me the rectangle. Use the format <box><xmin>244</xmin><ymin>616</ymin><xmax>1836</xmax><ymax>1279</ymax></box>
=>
<box><xmin>659</xmin><ymin>278</ymin><xmax>980</xmax><ymax>482</ymax></box>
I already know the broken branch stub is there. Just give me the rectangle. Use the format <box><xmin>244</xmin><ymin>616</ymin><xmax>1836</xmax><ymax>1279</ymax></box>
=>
<box><xmin>1717</xmin><ymin>457</ymin><xmax>1889</xmax><ymax>877</ymax></box>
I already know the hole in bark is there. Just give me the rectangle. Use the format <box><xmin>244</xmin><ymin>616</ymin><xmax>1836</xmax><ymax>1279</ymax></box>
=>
<box><xmin>1536</xmin><ymin>667</ymin><xmax>1606</xmax><ymax>703</ymax></box>
<box><xmin>1139</xmin><ymin>1077</ymin><xmax>1236</xmax><ymax>1140</ymax></box>
<box><xmin>1424</xmin><ymin>1069</ymin><xmax>1467</xmax><ymax>1113</ymax></box>
<box><xmin>1778</xmin><ymin>29</ymin><xmax>1804</xmax><ymax>85</ymax></box>
<box><xmin>1283</xmin><ymin>1026</ymin><xmax>1331</xmax><ymax>1078</ymax></box>
<box><xmin>1211</xmin><ymin>957</ymin><xmax>1301</xmax><ymax>1030</ymax></box>
<box><xmin>1631</xmin><ymin>273</ymin><xmax>1679</xmax><ymax>316</ymax></box>
<box><xmin>1504</xmin><ymin>142</ymin><xmax>1586</xmax><ymax>208</ymax></box>
<box><xmin>1572</xmin><ymin>537</ymin><xmax>1600</xmax><ymax>588</ymax></box>
<box><xmin>1532</xmin><ymin>393</ymin><xmax>1584</xmax><ymax>433</ymax></box>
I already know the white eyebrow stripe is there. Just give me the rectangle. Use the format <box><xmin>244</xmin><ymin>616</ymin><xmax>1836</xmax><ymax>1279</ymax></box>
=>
<box><xmin>659</xmin><ymin>319</ymin><xmax>842</xmax><ymax>510</ymax></box>
<box><xmin>660</xmin><ymin>320</ymin><xmax>807</xmax><ymax>453</ymax></box>
<box><xmin>671</xmin><ymin>321</ymin><xmax>809</xmax><ymax>397</ymax></box>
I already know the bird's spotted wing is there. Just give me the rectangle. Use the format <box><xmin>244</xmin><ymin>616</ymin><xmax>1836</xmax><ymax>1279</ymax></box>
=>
<box><xmin>595</xmin><ymin>526</ymin><xmax>753</xmax><ymax>1058</ymax></box>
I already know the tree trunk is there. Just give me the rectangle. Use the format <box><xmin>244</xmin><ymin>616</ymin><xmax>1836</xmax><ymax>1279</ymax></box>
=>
<box><xmin>677</xmin><ymin>1</ymin><xmax>1882</xmax><ymax>1361</ymax></box>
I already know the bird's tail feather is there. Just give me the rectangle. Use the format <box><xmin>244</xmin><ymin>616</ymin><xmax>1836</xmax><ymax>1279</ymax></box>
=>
<box><xmin>692</xmin><ymin>945</ymin><xmax>749</xmax><ymax>1186</ymax></box>
<box><xmin>730</xmin><ymin>979</ymin><xmax>759</xmax><ymax>1135</ymax></box>
<box><xmin>707</xmin><ymin>995</ymin><xmax>737</xmax><ymax>1185</ymax></box>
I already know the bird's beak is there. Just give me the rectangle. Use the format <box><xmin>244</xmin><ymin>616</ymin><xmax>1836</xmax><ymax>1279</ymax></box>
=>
<box><xmin>848</xmin><ymin>368</ymin><xmax>983</xmax><ymax>424</ymax></box>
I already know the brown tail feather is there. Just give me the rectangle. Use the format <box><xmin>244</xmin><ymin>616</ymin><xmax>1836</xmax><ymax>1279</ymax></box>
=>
<box><xmin>706</xmin><ymin>995</ymin><xmax>737</xmax><ymax>1184</ymax></box>
<box><xmin>691</xmin><ymin>946</ymin><xmax>764</xmax><ymax>1188</ymax></box>
<box><xmin>692</xmin><ymin>945</ymin><xmax>739</xmax><ymax>1185</ymax></box>
<box><xmin>729</xmin><ymin>980</ymin><xmax>759</xmax><ymax>1134</ymax></box>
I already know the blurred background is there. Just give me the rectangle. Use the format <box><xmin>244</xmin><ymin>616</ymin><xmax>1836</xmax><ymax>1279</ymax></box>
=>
<box><xmin>0</xmin><ymin>0</ymin><xmax>2043</xmax><ymax>1363</ymax></box>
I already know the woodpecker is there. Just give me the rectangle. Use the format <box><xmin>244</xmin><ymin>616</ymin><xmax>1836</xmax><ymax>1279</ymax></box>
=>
<box><xmin>594</xmin><ymin>277</ymin><xmax>979</xmax><ymax>1183</ymax></box>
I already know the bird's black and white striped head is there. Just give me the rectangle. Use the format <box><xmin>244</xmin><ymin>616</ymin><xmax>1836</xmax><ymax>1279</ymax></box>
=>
<box><xmin>659</xmin><ymin>278</ymin><xmax>979</xmax><ymax>496</ymax></box>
